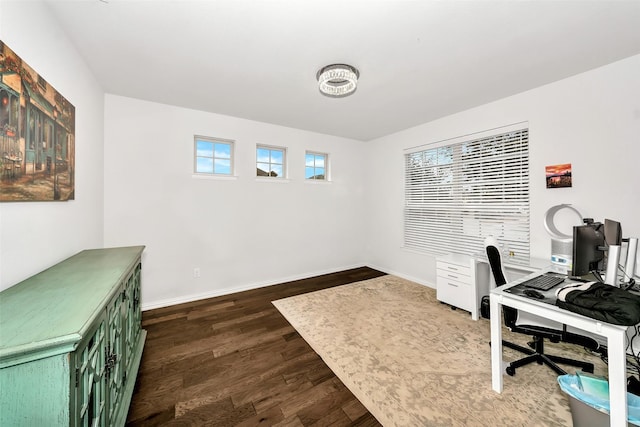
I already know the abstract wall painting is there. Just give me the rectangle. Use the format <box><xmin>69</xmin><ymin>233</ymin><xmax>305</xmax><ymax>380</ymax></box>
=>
<box><xmin>546</xmin><ymin>163</ymin><xmax>572</xmax><ymax>189</ymax></box>
<box><xmin>0</xmin><ymin>41</ymin><xmax>75</xmax><ymax>202</ymax></box>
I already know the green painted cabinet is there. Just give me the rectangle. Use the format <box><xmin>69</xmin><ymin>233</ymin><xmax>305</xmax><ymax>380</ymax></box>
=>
<box><xmin>0</xmin><ymin>246</ymin><xmax>146</xmax><ymax>427</ymax></box>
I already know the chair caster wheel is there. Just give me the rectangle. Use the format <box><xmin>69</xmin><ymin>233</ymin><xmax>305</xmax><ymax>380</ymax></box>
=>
<box><xmin>506</xmin><ymin>366</ymin><xmax>516</xmax><ymax>376</ymax></box>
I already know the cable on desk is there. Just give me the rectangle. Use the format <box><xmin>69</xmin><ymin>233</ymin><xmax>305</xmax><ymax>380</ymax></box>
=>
<box><xmin>590</xmin><ymin>269</ymin><xmax>605</xmax><ymax>283</ymax></box>
<box><xmin>619</xmin><ymin>263</ymin><xmax>638</xmax><ymax>290</ymax></box>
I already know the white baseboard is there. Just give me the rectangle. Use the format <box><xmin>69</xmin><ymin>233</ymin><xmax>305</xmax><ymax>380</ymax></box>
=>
<box><xmin>366</xmin><ymin>263</ymin><xmax>436</xmax><ymax>289</ymax></box>
<box><xmin>141</xmin><ymin>263</ymin><xmax>366</xmax><ymax>311</ymax></box>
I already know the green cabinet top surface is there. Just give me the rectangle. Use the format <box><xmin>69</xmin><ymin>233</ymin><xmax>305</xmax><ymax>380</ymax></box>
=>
<box><xmin>0</xmin><ymin>246</ymin><xmax>145</xmax><ymax>367</ymax></box>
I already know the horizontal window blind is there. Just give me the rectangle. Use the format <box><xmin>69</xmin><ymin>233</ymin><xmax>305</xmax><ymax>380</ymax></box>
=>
<box><xmin>404</xmin><ymin>128</ymin><xmax>530</xmax><ymax>263</ymax></box>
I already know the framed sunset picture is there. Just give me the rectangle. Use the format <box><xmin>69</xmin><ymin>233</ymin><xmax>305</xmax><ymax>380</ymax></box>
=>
<box><xmin>546</xmin><ymin>163</ymin><xmax>572</xmax><ymax>189</ymax></box>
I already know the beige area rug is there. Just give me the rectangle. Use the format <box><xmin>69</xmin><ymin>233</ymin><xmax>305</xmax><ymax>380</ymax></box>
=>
<box><xmin>272</xmin><ymin>275</ymin><xmax>608</xmax><ymax>427</ymax></box>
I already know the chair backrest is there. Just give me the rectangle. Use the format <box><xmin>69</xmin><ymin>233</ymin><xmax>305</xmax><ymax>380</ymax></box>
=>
<box><xmin>484</xmin><ymin>236</ymin><xmax>507</xmax><ymax>285</ymax></box>
<box><xmin>484</xmin><ymin>236</ymin><xmax>518</xmax><ymax>326</ymax></box>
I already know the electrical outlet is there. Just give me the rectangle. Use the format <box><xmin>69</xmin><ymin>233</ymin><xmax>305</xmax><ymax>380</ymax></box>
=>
<box><xmin>193</xmin><ymin>268</ymin><xmax>201</xmax><ymax>278</ymax></box>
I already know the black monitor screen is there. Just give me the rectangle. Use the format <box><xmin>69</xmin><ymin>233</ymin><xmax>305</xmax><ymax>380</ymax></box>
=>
<box><xmin>571</xmin><ymin>223</ymin><xmax>605</xmax><ymax>276</ymax></box>
<box><xmin>604</xmin><ymin>218</ymin><xmax>622</xmax><ymax>246</ymax></box>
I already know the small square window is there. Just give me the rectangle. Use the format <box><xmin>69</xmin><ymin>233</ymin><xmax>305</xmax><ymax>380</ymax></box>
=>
<box><xmin>305</xmin><ymin>152</ymin><xmax>328</xmax><ymax>180</ymax></box>
<box><xmin>194</xmin><ymin>136</ymin><xmax>234</xmax><ymax>175</ymax></box>
<box><xmin>256</xmin><ymin>145</ymin><xmax>286</xmax><ymax>178</ymax></box>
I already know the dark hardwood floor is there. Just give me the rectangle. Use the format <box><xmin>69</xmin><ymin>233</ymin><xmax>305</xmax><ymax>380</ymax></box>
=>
<box><xmin>126</xmin><ymin>267</ymin><xmax>386</xmax><ymax>426</ymax></box>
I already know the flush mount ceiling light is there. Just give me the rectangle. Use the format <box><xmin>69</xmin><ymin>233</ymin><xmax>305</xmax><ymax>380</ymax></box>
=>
<box><xmin>316</xmin><ymin>64</ymin><xmax>359</xmax><ymax>98</ymax></box>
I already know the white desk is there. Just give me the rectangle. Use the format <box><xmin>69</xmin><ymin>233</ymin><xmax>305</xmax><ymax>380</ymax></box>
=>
<box><xmin>490</xmin><ymin>271</ymin><xmax>630</xmax><ymax>427</ymax></box>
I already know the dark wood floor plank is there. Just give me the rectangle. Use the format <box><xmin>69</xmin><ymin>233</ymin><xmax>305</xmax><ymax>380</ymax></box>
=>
<box><xmin>235</xmin><ymin>405</ymin><xmax>286</xmax><ymax>426</ymax></box>
<box><xmin>273</xmin><ymin>415</ymin><xmax>305</xmax><ymax>427</ymax></box>
<box><xmin>296</xmin><ymin>381</ymin><xmax>356</xmax><ymax>426</ymax></box>
<box><xmin>127</xmin><ymin>267</ymin><xmax>385</xmax><ymax>426</ymax></box>
<box><xmin>172</xmin><ymin>397</ymin><xmax>255</xmax><ymax>427</ymax></box>
<box><xmin>341</xmin><ymin>399</ymin><xmax>370</xmax><ymax>423</ymax></box>
<box><xmin>176</xmin><ymin>344</ymin><xmax>319</xmax><ymax>406</ymax></box>
<box><xmin>231</xmin><ymin>372</ymin><xmax>313</xmax><ymax>415</ymax></box>
<box><xmin>277</xmin><ymin>377</ymin><xmax>344</xmax><ymax>420</ymax></box>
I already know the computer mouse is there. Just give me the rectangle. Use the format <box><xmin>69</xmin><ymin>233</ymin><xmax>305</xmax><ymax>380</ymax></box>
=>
<box><xmin>523</xmin><ymin>289</ymin><xmax>545</xmax><ymax>299</ymax></box>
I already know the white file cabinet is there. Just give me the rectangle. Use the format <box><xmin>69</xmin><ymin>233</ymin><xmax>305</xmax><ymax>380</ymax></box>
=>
<box><xmin>436</xmin><ymin>253</ymin><xmax>488</xmax><ymax>320</ymax></box>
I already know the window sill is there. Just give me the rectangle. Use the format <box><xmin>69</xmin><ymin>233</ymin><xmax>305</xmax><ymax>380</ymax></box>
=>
<box><xmin>304</xmin><ymin>179</ymin><xmax>331</xmax><ymax>184</ymax></box>
<box><xmin>255</xmin><ymin>177</ymin><xmax>290</xmax><ymax>183</ymax></box>
<box><xmin>192</xmin><ymin>174</ymin><xmax>238</xmax><ymax>181</ymax></box>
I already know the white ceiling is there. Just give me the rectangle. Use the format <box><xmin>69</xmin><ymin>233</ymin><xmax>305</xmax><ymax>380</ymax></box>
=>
<box><xmin>44</xmin><ymin>0</ymin><xmax>640</xmax><ymax>141</ymax></box>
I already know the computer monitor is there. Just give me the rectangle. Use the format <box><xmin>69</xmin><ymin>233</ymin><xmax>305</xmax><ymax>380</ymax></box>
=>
<box><xmin>571</xmin><ymin>222</ymin><xmax>605</xmax><ymax>276</ymax></box>
<box><xmin>604</xmin><ymin>218</ymin><xmax>622</xmax><ymax>246</ymax></box>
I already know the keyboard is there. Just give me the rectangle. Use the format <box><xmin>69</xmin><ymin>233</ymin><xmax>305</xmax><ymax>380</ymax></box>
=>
<box><xmin>522</xmin><ymin>274</ymin><xmax>565</xmax><ymax>291</ymax></box>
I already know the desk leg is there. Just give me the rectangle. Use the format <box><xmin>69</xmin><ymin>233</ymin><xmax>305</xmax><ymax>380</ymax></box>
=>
<box><xmin>490</xmin><ymin>294</ymin><xmax>503</xmax><ymax>392</ymax></box>
<box><xmin>608</xmin><ymin>329</ymin><xmax>627</xmax><ymax>426</ymax></box>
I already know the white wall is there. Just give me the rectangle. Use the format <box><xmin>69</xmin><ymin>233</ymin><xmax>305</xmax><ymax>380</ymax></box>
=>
<box><xmin>365</xmin><ymin>54</ymin><xmax>640</xmax><ymax>287</ymax></box>
<box><xmin>104</xmin><ymin>95</ymin><xmax>366</xmax><ymax>309</ymax></box>
<box><xmin>0</xmin><ymin>1</ymin><xmax>105</xmax><ymax>290</ymax></box>
<box><xmin>3</xmin><ymin>0</ymin><xmax>638</xmax><ymax>308</ymax></box>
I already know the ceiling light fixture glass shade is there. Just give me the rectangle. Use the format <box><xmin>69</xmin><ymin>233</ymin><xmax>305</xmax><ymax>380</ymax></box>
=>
<box><xmin>316</xmin><ymin>64</ymin><xmax>359</xmax><ymax>98</ymax></box>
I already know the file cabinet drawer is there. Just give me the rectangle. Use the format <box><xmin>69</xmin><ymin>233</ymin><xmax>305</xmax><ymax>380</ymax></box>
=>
<box><xmin>436</xmin><ymin>261</ymin><xmax>472</xmax><ymax>279</ymax></box>
<box><xmin>436</xmin><ymin>275</ymin><xmax>473</xmax><ymax>312</ymax></box>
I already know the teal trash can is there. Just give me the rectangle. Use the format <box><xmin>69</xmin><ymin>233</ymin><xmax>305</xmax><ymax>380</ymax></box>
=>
<box><xmin>558</xmin><ymin>374</ymin><xmax>640</xmax><ymax>427</ymax></box>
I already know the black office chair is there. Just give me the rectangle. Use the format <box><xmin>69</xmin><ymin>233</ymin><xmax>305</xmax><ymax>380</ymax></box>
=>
<box><xmin>485</xmin><ymin>236</ymin><xmax>598</xmax><ymax>376</ymax></box>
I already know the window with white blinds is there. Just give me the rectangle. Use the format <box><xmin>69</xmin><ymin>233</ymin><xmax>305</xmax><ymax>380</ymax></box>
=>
<box><xmin>404</xmin><ymin>128</ymin><xmax>530</xmax><ymax>264</ymax></box>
